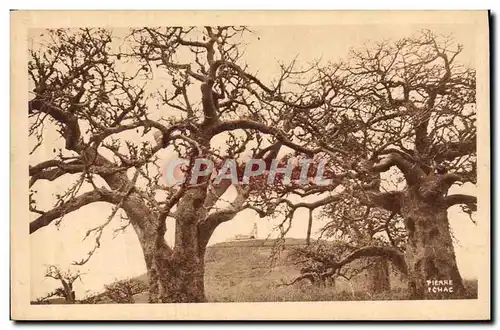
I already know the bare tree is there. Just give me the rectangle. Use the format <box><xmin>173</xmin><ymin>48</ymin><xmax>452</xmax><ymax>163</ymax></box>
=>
<box><xmin>320</xmin><ymin>200</ymin><xmax>406</xmax><ymax>293</ymax></box>
<box><xmin>103</xmin><ymin>278</ymin><xmax>148</xmax><ymax>303</ymax></box>
<box><xmin>286</xmin><ymin>30</ymin><xmax>476</xmax><ymax>299</ymax></box>
<box><xmin>283</xmin><ymin>238</ymin><xmax>406</xmax><ymax>291</ymax></box>
<box><xmin>28</xmin><ymin>27</ymin><xmax>337</xmax><ymax>303</ymax></box>
<box><xmin>38</xmin><ymin>265</ymin><xmax>82</xmax><ymax>304</ymax></box>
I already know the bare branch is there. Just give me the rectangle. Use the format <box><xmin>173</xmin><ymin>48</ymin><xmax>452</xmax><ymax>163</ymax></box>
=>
<box><xmin>29</xmin><ymin>99</ymin><xmax>82</xmax><ymax>151</ymax></box>
<box><xmin>433</xmin><ymin>138</ymin><xmax>477</xmax><ymax>162</ymax></box>
<box><xmin>30</xmin><ymin>189</ymin><xmax>120</xmax><ymax>234</ymax></box>
<box><xmin>369</xmin><ymin>153</ymin><xmax>425</xmax><ymax>185</ymax></box>
<box><xmin>445</xmin><ymin>194</ymin><xmax>477</xmax><ymax>208</ymax></box>
<box><xmin>211</xmin><ymin>119</ymin><xmax>318</xmax><ymax>156</ymax></box>
<box><xmin>354</xmin><ymin>189</ymin><xmax>403</xmax><ymax>214</ymax></box>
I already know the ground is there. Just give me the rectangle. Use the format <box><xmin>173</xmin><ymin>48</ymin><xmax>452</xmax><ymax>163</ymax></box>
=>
<box><xmin>126</xmin><ymin>239</ymin><xmax>478</xmax><ymax>303</ymax></box>
<box><xmin>36</xmin><ymin>238</ymin><xmax>478</xmax><ymax>304</ymax></box>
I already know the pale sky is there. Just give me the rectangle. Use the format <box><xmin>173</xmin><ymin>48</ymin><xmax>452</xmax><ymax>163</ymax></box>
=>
<box><xmin>29</xmin><ymin>23</ymin><xmax>482</xmax><ymax>300</ymax></box>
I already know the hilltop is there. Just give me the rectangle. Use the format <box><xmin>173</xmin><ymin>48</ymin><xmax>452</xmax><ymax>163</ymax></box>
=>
<box><xmin>131</xmin><ymin>238</ymin><xmax>409</xmax><ymax>303</ymax></box>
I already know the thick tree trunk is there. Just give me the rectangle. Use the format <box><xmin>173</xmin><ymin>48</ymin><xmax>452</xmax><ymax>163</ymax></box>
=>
<box><xmin>60</xmin><ymin>280</ymin><xmax>75</xmax><ymax>304</ymax></box>
<box><xmin>401</xmin><ymin>189</ymin><xmax>465</xmax><ymax>299</ymax></box>
<box><xmin>144</xmin><ymin>241</ymin><xmax>207</xmax><ymax>303</ymax></box>
<box><xmin>160</xmin><ymin>256</ymin><xmax>206</xmax><ymax>303</ymax></box>
<box><xmin>368</xmin><ymin>259</ymin><xmax>390</xmax><ymax>294</ymax></box>
<box><xmin>115</xmin><ymin>181</ymin><xmax>210</xmax><ymax>304</ymax></box>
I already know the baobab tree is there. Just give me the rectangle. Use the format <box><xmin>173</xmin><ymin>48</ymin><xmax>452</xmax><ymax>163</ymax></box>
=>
<box><xmin>280</xmin><ymin>196</ymin><xmax>408</xmax><ymax>294</ymax></box>
<box><xmin>320</xmin><ymin>197</ymin><xmax>408</xmax><ymax>294</ymax></box>
<box><xmin>28</xmin><ymin>27</ymin><xmax>339</xmax><ymax>303</ymax></box>
<box><xmin>278</xmin><ymin>30</ymin><xmax>477</xmax><ymax>299</ymax></box>
<box><xmin>33</xmin><ymin>266</ymin><xmax>82</xmax><ymax>304</ymax></box>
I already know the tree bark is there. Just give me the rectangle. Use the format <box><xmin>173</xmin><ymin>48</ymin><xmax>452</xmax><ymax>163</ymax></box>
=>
<box><xmin>368</xmin><ymin>259</ymin><xmax>390</xmax><ymax>294</ymax></box>
<box><xmin>143</xmin><ymin>238</ymin><xmax>207</xmax><ymax>303</ymax></box>
<box><xmin>160</xmin><ymin>255</ymin><xmax>206</xmax><ymax>303</ymax></box>
<box><xmin>401</xmin><ymin>187</ymin><xmax>465</xmax><ymax>299</ymax></box>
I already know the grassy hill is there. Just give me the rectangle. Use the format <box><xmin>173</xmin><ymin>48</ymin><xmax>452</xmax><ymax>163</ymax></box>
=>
<box><xmin>132</xmin><ymin>238</ymin><xmax>412</xmax><ymax>303</ymax></box>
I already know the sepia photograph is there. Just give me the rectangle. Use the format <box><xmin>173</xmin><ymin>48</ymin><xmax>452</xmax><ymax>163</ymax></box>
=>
<box><xmin>10</xmin><ymin>10</ymin><xmax>490</xmax><ymax>320</ymax></box>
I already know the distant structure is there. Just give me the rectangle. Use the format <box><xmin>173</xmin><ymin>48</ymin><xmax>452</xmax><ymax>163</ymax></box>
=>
<box><xmin>230</xmin><ymin>223</ymin><xmax>258</xmax><ymax>241</ymax></box>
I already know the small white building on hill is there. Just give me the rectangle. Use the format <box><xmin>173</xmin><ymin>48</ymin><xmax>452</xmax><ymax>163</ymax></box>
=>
<box><xmin>228</xmin><ymin>223</ymin><xmax>258</xmax><ymax>241</ymax></box>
